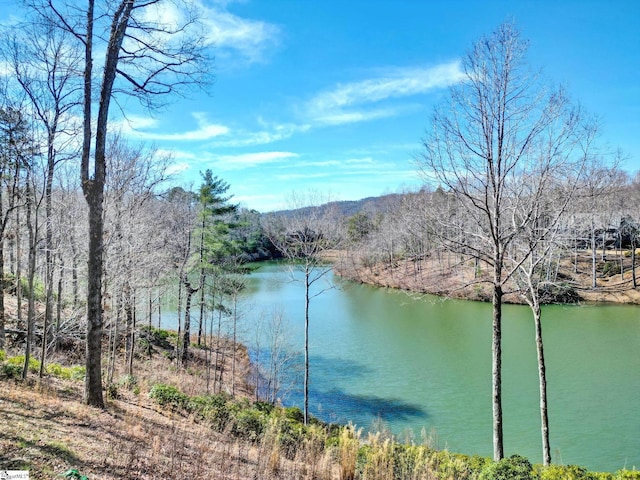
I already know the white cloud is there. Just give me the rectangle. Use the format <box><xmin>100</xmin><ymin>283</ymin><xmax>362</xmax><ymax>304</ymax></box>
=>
<box><xmin>166</xmin><ymin>162</ymin><xmax>191</xmax><ymax>176</ymax></box>
<box><xmin>275</xmin><ymin>172</ymin><xmax>330</xmax><ymax>180</ymax></box>
<box><xmin>196</xmin><ymin>1</ymin><xmax>281</xmax><ymax>64</ymax></box>
<box><xmin>210</xmin><ymin>122</ymin><xmax>311</xmax><ymax>147</ymax></box>
<box><xmin>122</xmin><ymin>112</ymin><xmax>230</xmax><ymax>141</ymax></box>
<box><xmin>305</xmin><ymin>60</ymin><xmax>464</xmax><ymax>126</ymax></box>
<box><xmin>212</xmin><ymin>151</ymin><xmax>298</xmax><ymax>170</ymax></box>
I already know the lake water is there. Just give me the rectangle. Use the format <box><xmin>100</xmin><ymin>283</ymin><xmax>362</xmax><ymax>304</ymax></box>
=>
<box><xmin>163</xmin><ymin>262</ymin><xmax>640</xmax><ymax>472</ymax></box>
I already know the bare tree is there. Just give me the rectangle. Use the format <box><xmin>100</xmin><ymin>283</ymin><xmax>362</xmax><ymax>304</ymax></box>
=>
<box><xmin>418</xmin><ymin>22</ymin><xmax>590</xmax><ymax>460</ymax></box>
<box><xmin>3</xmin><ymin>16</ymin><xmax>82</xmax><ymax>376</ymax></box>
<box><xmin>253</xmin><ymin>306</ymin><xmax>300</xmax><ymax>405</ymax></box>
<box><xmin>509</xmin><ymin>171</ymin><xmax>588</xmax><ymax>465</ymax></box>
<box><xmin>0</xmin><ymin>103</ymin><xmax>30</xmax><ymax>350</ymax></box>
<box><xmin>28</xmin><ymin>0</ymin><xmax>209</xmax><ymax>407</ymax></box>
<box><xmin>263</xmin><ymin>192</ymin><xmax>342</xmax><ymax>424</ymax></box>
<box><xmin>102</xmin><ymin>135</ymin><xmax>169</xmax><ymax>378</ymax></box>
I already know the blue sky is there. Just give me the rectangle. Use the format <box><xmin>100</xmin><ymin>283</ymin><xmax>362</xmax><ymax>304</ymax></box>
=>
<box><xmin>4</xmin><ymin>0</ymin><xmax>640</xmax><ymax>211</ymax></box>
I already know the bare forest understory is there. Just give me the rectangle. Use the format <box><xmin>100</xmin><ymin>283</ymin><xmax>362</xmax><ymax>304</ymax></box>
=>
<box><xmin>335</xmin><ymin>249</ymin><xmax>640</xmax><ymax>305</ymax></box>
<box><xmin>0</xmin><ymin>294</ymin><xmax>277</xmax><ymax>480</ymax></box>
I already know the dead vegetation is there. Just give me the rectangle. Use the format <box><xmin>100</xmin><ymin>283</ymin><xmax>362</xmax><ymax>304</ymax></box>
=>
<box><xmin>0</xmin><ymin>347</ymin><xmax>340</xmax><ymax>480</ymax></box>
<box><xmin>336</xmin><ymin>249</ymin><xmax>640</xmax><ymax>305</ymax></box>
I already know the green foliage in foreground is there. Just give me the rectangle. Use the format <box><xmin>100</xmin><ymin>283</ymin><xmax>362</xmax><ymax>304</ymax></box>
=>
<box><xmin>148</xmin><ymin>383</ymin><xmax>639</xmax><ymax>480</ymax></box>
<box><xmin>59</xmin><ymin>468</ymin><xmax>89</xmax><ymax>480</ymax></box>
<box><xmin>0</xmin><ymin>354</ymin><xmax>85</xmax><ymax>380</ymax></box>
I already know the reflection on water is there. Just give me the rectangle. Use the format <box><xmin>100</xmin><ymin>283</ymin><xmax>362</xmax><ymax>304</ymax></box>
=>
<box><xmin>165</xmin><ymin>263</ymin><xmax>640</xmax><ymax>472</ymax></box>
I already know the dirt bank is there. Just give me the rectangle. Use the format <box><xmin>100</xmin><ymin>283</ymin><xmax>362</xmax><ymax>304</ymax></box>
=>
<box><xmin>334</xmin><ymin>250</ymin><xmax>640</xmax><ymax>305</ymax></box>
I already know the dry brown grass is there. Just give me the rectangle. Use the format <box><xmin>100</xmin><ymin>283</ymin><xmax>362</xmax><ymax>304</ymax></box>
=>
<box><xmin>0</xmin><ymin>347</ymin><xmax>342</xmax><ymax>480</ymax></box>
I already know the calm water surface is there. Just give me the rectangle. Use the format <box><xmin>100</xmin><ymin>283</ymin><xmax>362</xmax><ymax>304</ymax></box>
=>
<box><xmin>183</xmin><ymin>263</ymin><xmax>639</xmax><ymax>472</ymax></box>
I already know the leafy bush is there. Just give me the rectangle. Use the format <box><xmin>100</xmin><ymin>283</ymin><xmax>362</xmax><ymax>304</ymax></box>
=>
<box><xmin>140</xmin><ymin>326</ymin><xmax>178</xmax><ymax>350</ymax></box>
<box><xmin>149</xmin><ymin>384</ymin><xmax>188</xmax><ymax>410</ymax></box>
<box><xmin>69</xmin><ymin>365</ymin><xmax>86</xmax><ymax>381</ymax></box>
<box><xmin>231</xmin><ymin>408</ymin><xmax>267</xmax><ymax>442</ymax></box>
<box><xmin>118</xmin><ymin>374</ymin><xmax>137</xmax><ymax>390</ymax></box>
<box><xmin>45</xmin><ymin>363</ymin><xmax>86</xmax><ymax>381</ymax></box>
<box><xmin>7</xmin><ymin>355</ymin><xmax>40</xmax><ymax>373</ymax></box>
<box><xmin>428</xmin><ymin>449</ymin><xmax>482</xmax><ymax>480</ymax></box>
<box><xmin>106</xmin><ymin>383</ymin><xmax>119</xmax><ymax>400</ymax></box>
<box><xmin>1</xmin><ymin>363</ymin><xmax>23</xmax><ymax>379</ymax></box>
<box><xmin>479</xmin><ymin>454</ymin><xmax>533</xmax><ymax>480</ymax></box>
<box><xmin>19</xmin><ymin>276</ymin><xmax>46</xmax><ymax>301</ymax></box>
<box><xmin>46</xmin><ymin>363</ymin><xmax>65</xmax><ymax>377</ymax></box>
<box><xmin>60</xmin><ymin>468</ymin><xmax>89</xmax><ymax>480</ymax></box>
<box><xmin>283</xmin><ymin>406</ymin><xmax>304</xmax><ymax>423</ymax></box>
<box><xmin>0</xmin><ymin>350</ymin><xmax>5</xmax><ymax>362</ymax></box>
<box><xmin>537</xmin><ymin>464</ymin><xmax>595</xmax><ymax>480</ymax></box>
<box><xmin>275</xmin><ymin>416</ymin><xmax>308</xmax><ymax>459</ymax></box>
<box><xmin>187</xmin><ymin>394</ymin><xmax>233</xmax><ymax>431</ymax></box>
<box><xmin>615</xmin><ymin>470</ymin><xmax>640</xmax><ymax>480</ymax></box>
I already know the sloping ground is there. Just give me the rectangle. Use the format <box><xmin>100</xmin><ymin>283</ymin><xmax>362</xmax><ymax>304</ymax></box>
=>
<box><xmin>0</xmin><ymin>357</ymin><xmax>333</xmax><ymax>480</ymax></box>
<box><xmin>1</xmin><ymin>377</ymin><xmax>232</xmax><ymax>479</ymax></box>
<box><xmin>336</xmin><ymin>250</ymin><xmax>640</xmax><ymax>305</ymax></box>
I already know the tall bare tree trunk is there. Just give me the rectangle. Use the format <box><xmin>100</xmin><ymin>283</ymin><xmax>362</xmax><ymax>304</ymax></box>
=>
<box><xmin>491</xmin><ymin>273</ymin><xmax>503</xmax><ymax>461</ymax></box>
<box><xmin>23</xmin><ymin>175</ymin><xmax>36</xmax><ymax>380</ymax></box>
<box><xmin>591</xmin><ymin>217</ymin><xmax>597</xmax><ymax>288</ymax></box>
<box><xmin>40</xmin><ymin>126</ymin><xmax>57</xmax><ymax>378</ymax></box>
<box><xmin>532</xmin><ymin>299</ymin><xmax>551</xmax><ymax>465</ymax></box>
<box><xmin>304</xmin><ymin>265</ymin><xmax>310</xmax><ymax>425</ymax></box>
<box><xmin>82</xmin><ymin>0</ymin><xmax>134</xmax><ymax>408</ymax></box>
<box><xmin>181</xmin><ymin>277</ymin><xmax>198</xmax><ymax>366</ymax></box>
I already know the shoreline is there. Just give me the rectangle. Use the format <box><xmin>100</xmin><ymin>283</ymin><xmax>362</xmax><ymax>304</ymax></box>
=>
<box><xmin>333</xmin><ymin>251</ymin><xmax>640</xmax><ymax>306</ymax></box>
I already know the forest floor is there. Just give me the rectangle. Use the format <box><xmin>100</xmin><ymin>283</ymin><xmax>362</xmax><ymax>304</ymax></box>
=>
<box><xmin>0</xmin><ymin>302</ymin><xmax>281</xmax><ymax>480</ymax></box>
<box><xmin>334</xmin><ymin>249</ymin><xmax>640</xmax><ymax>305</ymax></box>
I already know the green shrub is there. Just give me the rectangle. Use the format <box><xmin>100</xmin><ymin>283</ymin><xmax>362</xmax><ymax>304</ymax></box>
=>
<box><xmin>1</xmin><ymin>363</ymin><xmax>23</xmax><ymax>379</ymax></box>
<box><xmin>46</xmin><ymin>363</ymin><xmax>85</xmax><ymax>381</ymax></box>
<box><xmin>538</xmin><ymin>464</ymin><xmax>596</xmax><ymax>480</ymax></box>
<box><xmin>275</xmin><ymin>416</ymin><xmax>308</xmax><ymax>459</ymax></box>
<box><xmin>7</xmin><ymin>355</ymin><xmax>40</xmax><ymax>373</ymax></box>
<box><xmin>283</xmin><ymin>406</ymin><xmax>304</xmax><ymax>423</ymax></box>
<box><xmin>140</xmin><ymin>326</ymin><xmax>178</xmax><ymax>350</ymax></box>
<box><xmin>479</xmin><ymin>454</ymin><xmax>533</xmax><ymax>480</ymax></box>
<box><xmin>429</xmin><ymin>449</ymin><xmax>479</xmax><ymax>480</ymax></box>
<box><xmin>0</xmin><ymin>350</ymin><xmax>6</xmax><ymax>362</ymax></box>
<box><xmin>19</xmin><ymin>276</ymin><xmax>45</xmax><ymax>301</ymax></box>
<box><xmin>60</xmin><ymin>468</ymin><xmax>89</xmax><ymax>480</ymax></box>
<box><xmin>118</xmin><ymin>374</ymin><xmax>137</xmax><ymax>390</ymax></box>
<box><xmin>231</xmin><ymin>408</ymin><xmax>267</xmax><ymax>442</ymax></box>
<box><xmin>187</xmin><ymin>394</ymin><xmax>233</xmax><ymax>431</ymax></box>
<box><xmin>148</xmin><ymin>384</ymin><xmax>188</xmax><ymax>410</ymax></box>
<box><xmin>106</xmin><ymin>383</ymin><xmax>119</xmax><ymax>400</ymax></box>
<box><xmin>254</xmin><ymin>400</ymin><xmax>275</xmax><ymax>415</ymax></box>
<box><xmin>615</xmin><ymin>470</ymin><xmax>640</xmax><ymax>480</ymax></box>
<box><xmin>391</xmin><ymin>444</ymin><xmax>431</xmax><ymax>480</ymax></box>
<box><xmin>69</xmin><ymin>365</ymin><xmax>86</xmax><ymax>381</ymax></box>
<box><xmin>46</xmin><ymin>362</ymin><xmax>65</xmax><ymax>377</ymax></box>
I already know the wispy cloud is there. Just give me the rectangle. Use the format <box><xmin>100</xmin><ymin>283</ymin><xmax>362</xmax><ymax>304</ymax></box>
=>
<box><xmin>166</xmin><ymin>162</ymin><xmax>191</xmax><ymax>176</ymax></box>
<box><xmin>196</xmin><ymin>0</ymin><xmax>281</xmax><ymax>65</ymax></box>
<box><xmin>122</xmin><ymin>113</ymin><xmax>230</xmax><ymax>141</ymax></box>
<box><xmin>275</xmin><ymin>172</ymin><xmax>330</xmax><ymax>180</ymax></box>
<box><xmin>211</xmin><ymin>151</ymin><xmax>298</xmax><ymax>170</ymax></box>
<box><xmin>305</xmin><ymin>61</ymin><xmax>464</xmax><ymax>126</ymax></box>
<box><xmin>210</xmin><ymin>122</ymin><xmax>310</xmax><ymax>148</ymax></box>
